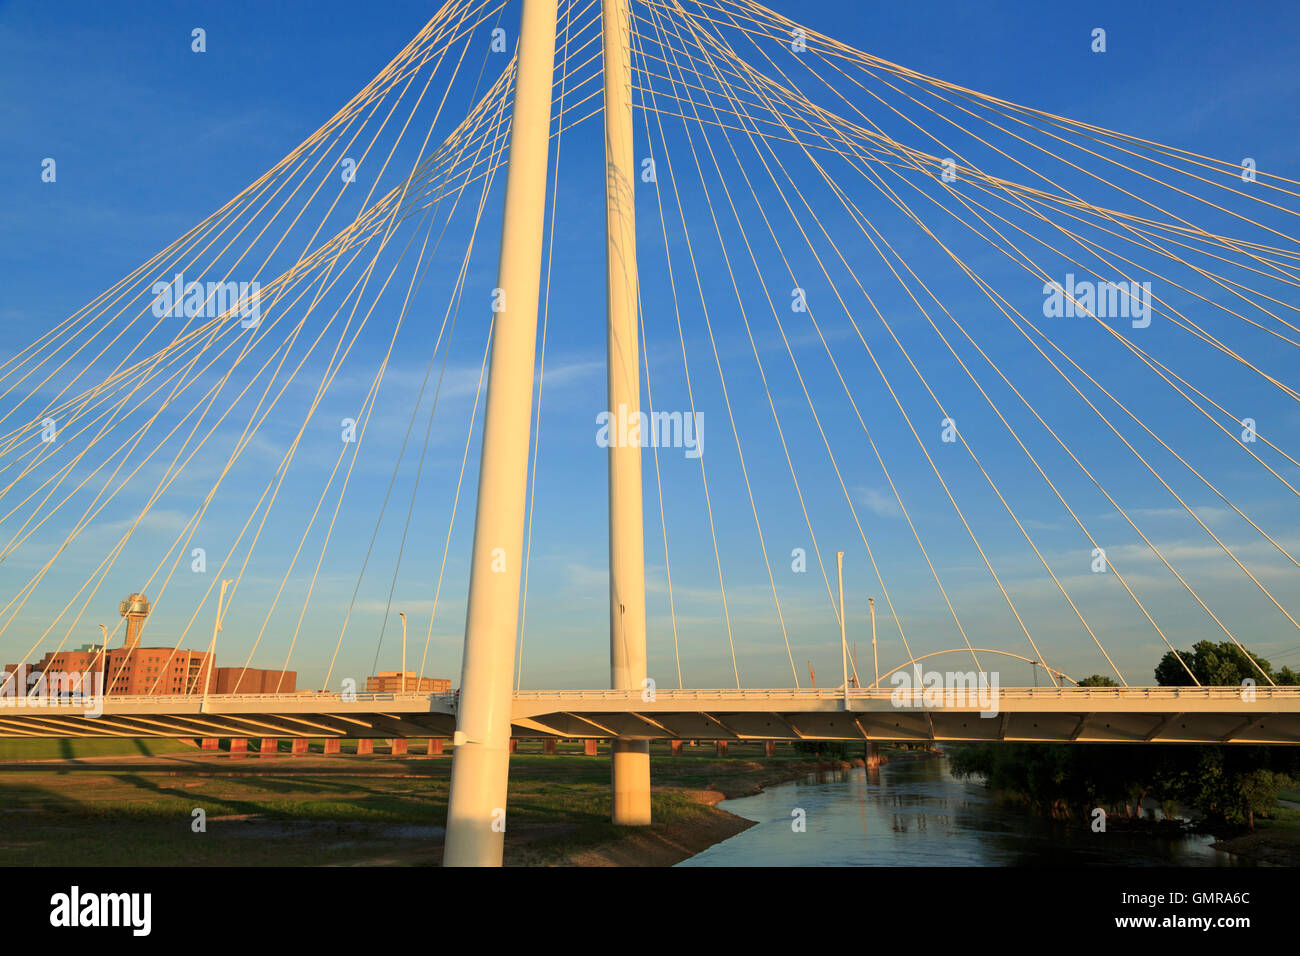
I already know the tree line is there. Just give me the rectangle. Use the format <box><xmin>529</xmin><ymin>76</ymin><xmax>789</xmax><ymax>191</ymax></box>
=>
<box><xmin>946</xmin><ymin>641</ymin><xmax>1300</xmax><ymax>830</ymax></box>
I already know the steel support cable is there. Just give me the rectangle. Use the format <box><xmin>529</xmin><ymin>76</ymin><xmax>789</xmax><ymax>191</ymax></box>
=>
<box><xmin>414</xmin><ymin>129</ymin><xmax>515</xmax><ymax>689</ymax></box>
<box><xmin>124</xmin><ymin>89</ymin><xmax>515</xmax><ymax>692</ymax></box>
<box><xmin>0</xmin><ymin>2</ymin><xmax>482</xmax><ymax>444</ymax></box>
<box><xmin>660</xmin><ymin>3</ymin><xmax>1023</xmax><ymax>678</ymax></box>
<box><xmin>414</xmin><ymin>182</ymin><xmax>507</xmax><ymax>686</ymax></box>
<box><xmin>643</xmin><ymin>8</ymin><xmax>911</xmax><ymax>682</ymax></box>
<box><xmin>2</xmin><ymin>53</ymin><xmax>567</xmax><ymax>480</ymax></box>
<box><xmin>688</xmin><ymin>4</ymin><xmax>1300</xmax><ymax>664</ymax></box>
<box><xmin>656</xmin><ymin>5</ymin><xmax>974</xmax><ymax>680</ymax></box>
<box><xmin>324</xmin><ymin>63</ymin><xmax>514</xmax><ymax>691</ymax></box>
<box><xmin>765</xmin><ymin>69</ymin><xmax>1300</xmax><ymax>660</ymax></box>
<box><xmin>0</xmin><ymin>0</ymin><xmax>504</xmax><ymax>462</ymax></box>
<box><xmin>244</xmin><ymin>73</ymin><xmax>518</xmax><ymax>694</ymax></box>
<box><xmin>681</xmin><ymin>9</ymin><xmax>1200</xmax><ymax>683</ymax></box>
<box><xmin>665</xmin><ymin>3</ymin><xmax>1300</xmax><ymax>363</ymax></box>
<box><xmin>25</xmin><ymin>70</ymin><xmax>506</xmax><ymax>695</ymax></box>
<box><xmin>780</xmin><ymin>40</ymin><xmax>1300</xmax><ymax>345</ymax></box>
<box><xmin>698</xmin><ymin>32</ymin><xmax>1300</xmax><ymax>489</ymax></box>
<box><xmin>646</xmin><ymin>8</ymin><xmax>813</xmax><ymax>691</ymax></box>
<box><xmin>717</xmin><ymin>3</ymin><xmax>1300</xmax><ymax>299</ymax></box>
<box><xmin>742</xmin><ymin>23</ymin><xmax>1300</xmax><ymax>317</ymax></box>
<box><xmin>629</xmin><ymin>17</ymin><xmax>686</xmax><ymax>690</ymax></box>
<box><xmin>687</xmin><ymin>10</ymin><xmax>1209</xmax><ymax>685</ymax></box>
<box><xmin>643</xmin><ymin>8</ymin><xmax>854</xmax><ymax>667</ymax></box>
<box><xmin>648</xmin><ymin>6</ymin><xmax>1300</xmax><ymax>281</ymax></box>
<box><xmin>74</xmin><ymin>183</ymin><xmax>433</xmax><ymax>692</ymax></box>
<box><xmin>0</xmin><ymin>29</ymin><xmax>508</xmax><ymax>550</ymax></box>
<box><xmin>654</xmin><ymin>5</ymin><xmax>982</xmax><ymax>678</ymax></box>
<box><xmin>0</xmin><ymin>23</ymin><xmax>467</xmax><ymax>497</ymax></box>
<box><xmin>714</xmin><ymin>70</ymin><xmax>1238</xmax><ymax>688</ymax></box>
<box><xmin>135</xmin><ymin>11</ymin><xmax>507</xmax><ymax>693</ymax></box>
<box><xmin>516</xmin><ymin>0</ymin><xmax>578</xmax><ymax>693</ymax></box>
<box><xmin>367</xmin><ymin>0</ymin><xmax>516</xmax><ymax>683</ymax></box>
<box><xmin>872</xmin><ymin>171</ymin><xmax>1300</xmax><ymax>512</ymax></box>
<box><xmin>637</xmin><ymin>26</ymin><xmax>745</xmax><ymax>689</ymax></box>
<box><xmin>718</xmin><ymin>0</ymin><xmax>1300</xmax><ymax>193</ymax></box>
<box><xmin>688</xmin><ymin>54</ymin><xmax>1130</xmax><ymax>688</ymax></box>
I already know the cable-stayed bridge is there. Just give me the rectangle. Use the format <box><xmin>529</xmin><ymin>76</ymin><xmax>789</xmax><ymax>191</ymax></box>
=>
<box><xmin>2</xmin><ymin>0</ymin><xmax>1298</xmax><ymax>865</ymax></box>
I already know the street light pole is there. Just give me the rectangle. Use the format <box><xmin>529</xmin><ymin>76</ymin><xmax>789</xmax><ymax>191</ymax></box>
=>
<box><xmin>869</xmin><ymin>596</ymin><xmax>877</xmax><ymax>688</ymax></box>
<box><xmin>399</xmin><ymin>612</ymin><xmax>407</xmax><ymax>693</ymax></box>
<box><xmin>837</xmin><ymin>552</ymin><xmax>848</xmax><ymax>708</ymax></box>
<box><xmin>201</xmin><ymin>579</ymin><xmax>233</xmax><ymax>713</ymax></box>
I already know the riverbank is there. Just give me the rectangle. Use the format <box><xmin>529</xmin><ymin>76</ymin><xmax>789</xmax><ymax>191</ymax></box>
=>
<box><xmin>0</xmin><ymin>740</ymin><xmax>906</xmax><ymax>866</ymax></box>
<box><xmin>507</xmin><ymin>747</ymin><xmax>920</xmax><ymax>865</ymax></box>
<box><xmin>1211</xmin><ymin>805</ymin><xmax>1300</xmax><ymax>865</ymax></box>
<box><xmin>953</xmin><ymin>762</ymin><xmax>1300</xmax><ymax>866</ymax></box>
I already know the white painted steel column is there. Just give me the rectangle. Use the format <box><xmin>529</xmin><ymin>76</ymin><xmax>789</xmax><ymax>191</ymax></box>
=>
<box><xmin>603</xmin><ymin>0</ymin><xmax>650</xmax><ymax>826</ymax></box>
<box><xmin>443</xmin><ymin>0</ymin><xmax>559</xmax><ymax>868</ymax></box>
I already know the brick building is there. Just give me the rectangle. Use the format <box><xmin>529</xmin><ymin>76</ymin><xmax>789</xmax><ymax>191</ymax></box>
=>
<box><xmin>365</xmin><ymin>672</ymin><xmax>451</xmax><ymax>693</ymax></box>
<box><xmin>11</xmin><ymin>593</ymin><xmax>294</xmax><ymax>697</ymax></box>
<box><xmin>214</xmin><ymin>666</ymin><xmax>296</xmax><ymax>694</ymax></box>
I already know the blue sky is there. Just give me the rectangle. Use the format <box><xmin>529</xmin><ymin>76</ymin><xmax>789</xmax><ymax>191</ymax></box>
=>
<box><xmin>1</xmin><ymin>0</ymin><xmax>1298</xmax><ymax>692</ymax></box>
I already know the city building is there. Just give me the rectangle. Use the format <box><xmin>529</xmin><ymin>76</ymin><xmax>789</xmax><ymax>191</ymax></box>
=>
<box><xmin>365</xmin><ymin>672</ymin><xmax>451</xmax><ymax>693</ymax></box>
<box><xmin>214</xmin><ymin>667</ymin><xmax>296</xmax><ymax>694</ymax></box>
<box><xmin>7</xmin><ymin>592</ymin><xmax>295</xmax><ymax>697</ymax></box>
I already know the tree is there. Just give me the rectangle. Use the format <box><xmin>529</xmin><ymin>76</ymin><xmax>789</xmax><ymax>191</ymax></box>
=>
<box><xmin>1077</xmin><ymin>674</ymin><xmax>1120</xmax><ymax>687</ymax></box>
<box><xmin>1154</xmin><ymin>640</ymin><xmax>1274</xmax><ymax>686</ymax></box>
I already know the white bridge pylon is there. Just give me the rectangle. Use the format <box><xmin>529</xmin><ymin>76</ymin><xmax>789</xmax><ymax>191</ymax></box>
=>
<box><xmin>444</xmin><ymin>0</ymin><xmax>654</xmax><ymax>866</ymax></box>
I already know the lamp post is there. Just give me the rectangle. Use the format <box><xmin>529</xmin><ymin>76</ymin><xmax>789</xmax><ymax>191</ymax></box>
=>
<box><xmin>201</xmin><ymin>579</ymin><xmax>233</xmax><ymax>712</ymax></box>
<box><xmin>869</xmin><ymin>596</ymin><xmax>877</xmax><ymax>688</ymax></box>
<box><xmin>399</xmin><ymin>612</ymin><xmax>407</xmax><ymax>693</ymax></box>
<box><xmin>837</xmin><ymin>552</ymin><xmax>848</xmax><ymax>708</ymax></box>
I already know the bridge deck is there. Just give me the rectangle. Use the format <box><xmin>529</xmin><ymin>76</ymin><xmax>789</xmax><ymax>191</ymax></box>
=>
<box><xmin>0</xmin><ymin>687</ymin><xmax>1296</xmax><ymax>744</ymax></box>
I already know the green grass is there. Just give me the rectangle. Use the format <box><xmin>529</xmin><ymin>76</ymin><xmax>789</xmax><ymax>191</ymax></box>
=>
<box><xmin>1258</xmin><ymin>805</ymin><xmax>1300</xmax><ymax>832</ymax></box>
<box><xmin>0</xmin><ymin>739</ymin><xmax>882</xmax><ymax>865</ymax></box>
<box><xmin>0</xmin><ymin>737</ymin><xmax>186</xmax><ymax>760</ymax></box>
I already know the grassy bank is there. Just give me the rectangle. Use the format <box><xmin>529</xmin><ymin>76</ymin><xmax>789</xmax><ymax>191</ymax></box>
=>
<box><xmin>1212</xmin><ymin>805</ymin><xmax>1300</xmax><ymax>865</ymax></box>
<box><xmin>0</xmin><ymin>739</ymin><xmax>880</xmax><ymax>866</ymax></box>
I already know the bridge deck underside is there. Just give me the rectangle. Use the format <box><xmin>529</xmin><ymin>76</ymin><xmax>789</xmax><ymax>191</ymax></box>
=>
<box><xmin>511</xmin><ymin>709</ymin><xmax>1300</xmax><ymax>744</ymax></box>
<box><xmin>1</xmin><ymin>700</ymin><xmax>1298</xmax><ymax>744</ymax></box>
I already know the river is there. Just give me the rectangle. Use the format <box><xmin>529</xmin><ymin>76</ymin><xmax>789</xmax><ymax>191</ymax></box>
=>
<box><xmin>679</xmin><ymin>756</ymin><xmax>1251</xmax><ymax>866</ymax></box>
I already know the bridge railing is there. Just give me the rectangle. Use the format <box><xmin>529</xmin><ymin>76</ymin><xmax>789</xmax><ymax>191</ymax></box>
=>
<box><xmin>5</xmin><ymin>686</ymin><xmax>1297</xmax><ymax>711</ymax></box>
<box><xmin>511</xmin><ymin>686</ymin><xmax>1300</xmax><ymax>701</ymax></box>
<box><xmin>0</xmin><ymin>690</ymin><xmax>454</xmax><ymax>709</ymax></box>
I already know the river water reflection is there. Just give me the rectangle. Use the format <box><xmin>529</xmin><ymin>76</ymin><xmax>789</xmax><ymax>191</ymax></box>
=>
<box><xmin>679</xmin><ymin>756</ymin><xmax>1251</xmax><ymax>867</ymax></box>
